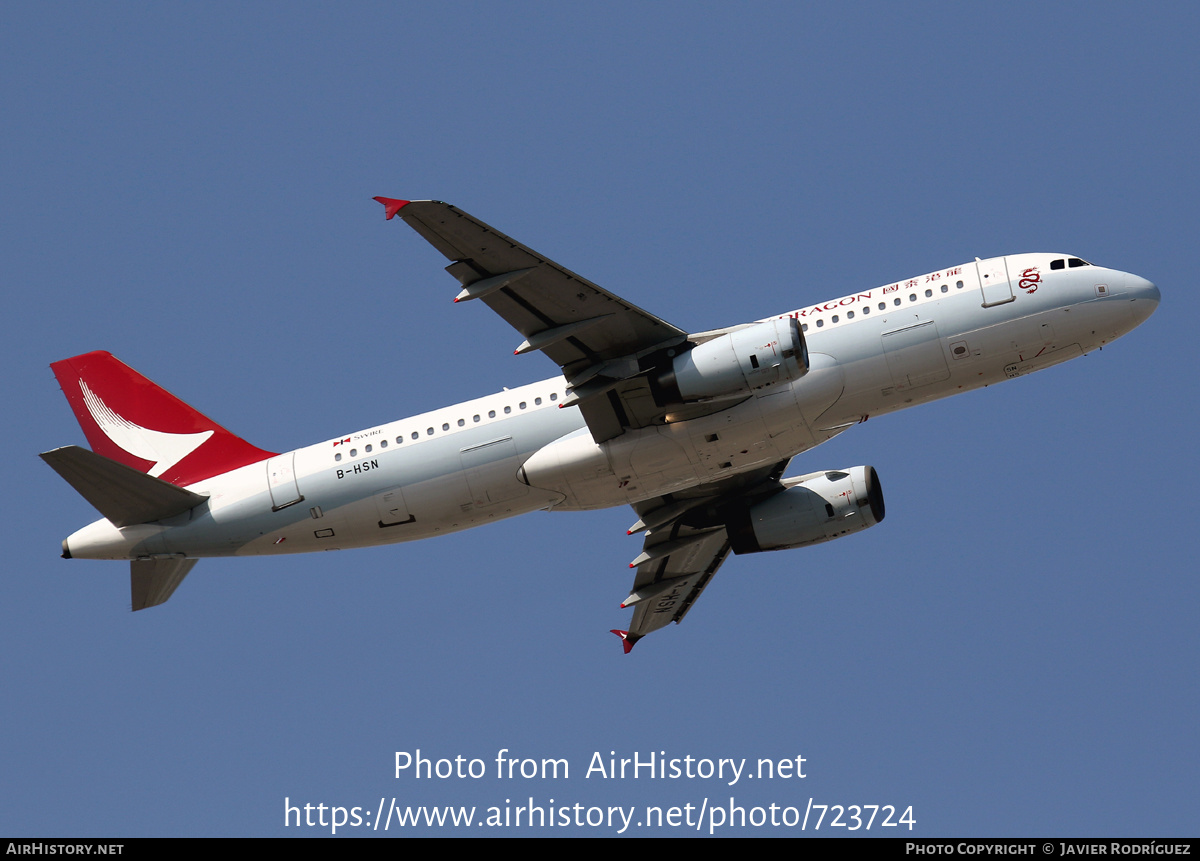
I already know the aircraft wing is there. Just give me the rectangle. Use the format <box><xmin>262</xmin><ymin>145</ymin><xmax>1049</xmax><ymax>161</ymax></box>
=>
<box><xmin>378</xmin><ymin>198</ymin><xmax>689</xmax><ymax>442</ymax></box>
<box><xmin>613</xmin><ymin>460</ymin><xmax>790</xmax><ymax>653</ymax></box>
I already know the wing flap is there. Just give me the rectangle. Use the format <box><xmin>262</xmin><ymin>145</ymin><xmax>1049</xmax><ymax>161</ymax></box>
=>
<box><xmin>625</xmin><ymin>526</ymin><xmax>731</xmax><ymax>642</ymax></box>
<box><xmin>613</xmin><ymin>461</ymin><xmax>792</xmax><ymax>651</ymax></box>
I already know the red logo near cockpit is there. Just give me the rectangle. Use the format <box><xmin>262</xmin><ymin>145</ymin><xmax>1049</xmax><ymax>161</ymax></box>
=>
<box><xmin>1019</xmin><ymin>267</ymin><xmax>1041</xmax><ymax>294</ymax></box>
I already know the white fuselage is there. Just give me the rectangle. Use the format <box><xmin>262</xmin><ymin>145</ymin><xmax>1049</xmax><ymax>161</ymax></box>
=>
<box><xmin>64</xmin><ymin>254</ymin><xmax>1159</xmax><ymax>562</ymax></box>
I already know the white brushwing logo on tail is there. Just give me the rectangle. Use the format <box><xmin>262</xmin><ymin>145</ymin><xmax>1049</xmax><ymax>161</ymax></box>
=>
<box><xmin>80</xmin><ymin>380</ymin><xmax>214</xmax><ymax>477</ymax></box>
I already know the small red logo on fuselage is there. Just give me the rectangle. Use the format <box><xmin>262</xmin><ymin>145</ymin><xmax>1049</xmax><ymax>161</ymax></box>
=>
<box><xmin>1019</xmin><ymin>267</ymin><xmax>1041</xmax><ymax>294</ymax></box>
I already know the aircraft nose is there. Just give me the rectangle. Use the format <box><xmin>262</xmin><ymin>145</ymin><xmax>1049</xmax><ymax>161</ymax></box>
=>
<box><xmin>1125</xmin><ymin>273</ymin><xmax>1160</xmax><ymax>328</ymax></box>
<box><xmin>1127</xmin><ymin>273</ymin><xmax>1160</xmax><ymax>304</ymax></box>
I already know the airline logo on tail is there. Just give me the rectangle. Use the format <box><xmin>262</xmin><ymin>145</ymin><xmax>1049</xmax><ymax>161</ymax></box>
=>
<box><xmin>50</xmin><ymin>351</ymin><xmax>277</xmax><ymax>487</ymax></box>
<box><xmin>79</xmin><ymin>380</ymin><xmax>214</xmax><ymax>478</ymax></box>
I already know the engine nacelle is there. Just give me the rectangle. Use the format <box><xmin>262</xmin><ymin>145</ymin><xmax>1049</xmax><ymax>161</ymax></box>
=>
<box><xmin>654</xmin><ymin>317</ymin><xmax>807</xmax><ymax>405</ymax></box>
<box><xmin>726</xmin><ymin>466</ymin><xmax>884</xmax><ymax>554</ymax></box>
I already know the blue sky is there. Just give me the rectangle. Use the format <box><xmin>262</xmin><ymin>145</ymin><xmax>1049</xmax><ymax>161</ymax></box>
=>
<box><xmin>2</xmin><ymin>2</ymin><xmax>1196</xmax><ymax>836</ymax></box>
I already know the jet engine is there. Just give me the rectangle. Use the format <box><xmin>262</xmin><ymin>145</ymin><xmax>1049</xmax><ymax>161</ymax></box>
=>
<box><xmin>653</xmin><ymin>317</ymin><xmax>807</xmax><ymax>405</ymax></box>
<box><xmin>725</xmin><ymin>466</ymin><xmax>884</xmax><ymax>554</ymax></box>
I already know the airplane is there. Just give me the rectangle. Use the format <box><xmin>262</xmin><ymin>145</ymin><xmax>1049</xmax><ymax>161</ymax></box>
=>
<box><xmin>41</xmin><ymin>197</ymin><xmax>1161</xmax><ymax>652</ymax></box>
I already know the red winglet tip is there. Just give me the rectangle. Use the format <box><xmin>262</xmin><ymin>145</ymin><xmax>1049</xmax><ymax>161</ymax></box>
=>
<box><xmin>373</xmin><ymin>196</ymin><xmax>410</xmax><ymax>220</ymax></box>
<box><xmin>619</xmin><ymin>603</ymin><xmax>627</xmax><ymax>609</ymax></box>
<box><xmin>609</xmin><ymin>630</ymin><xmax>635</xmax><ymax>654</ymax></box>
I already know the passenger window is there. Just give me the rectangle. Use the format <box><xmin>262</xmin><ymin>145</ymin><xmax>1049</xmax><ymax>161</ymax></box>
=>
<box><xmin>941</xmin><ymin>284</ymin><xmax>948</xmax><ymax>293</ymax></box>
<box><xmin>878</xmin><ymin>302</ymin><xmax>885</xmax><ymax>310</ymax></box>
<box><xmin>909</xmin><ymin>293</ymin><xmax>916</xmax><ymax>302</ymax></box>
<box><xmin>894</xmin><ymin>298</ymin><xmax>901</xmax><ymax>306</ymax></box>
<box><xmin>457</xmin><ymin>418</ymin><xmax>465</xmax><ymax>427</ymax></box>
<box><xmin>534</xmin><ymin>397</ymin><xmax>542</xmax><ymax>405</ymax></box>
<box><xmin>956</xmin><ymin>280</ymin><xmax>964</xmax><ymax>289</ymax></box>
<box><xmin>550</xmin><ymin>393</ymin><xmax>558</xmax><ymax>402</ymax></box>
<box><xmin>488</xmin><ymin>410</ymin><xmax>496</xmax><ymax>418</ymax></box>
<box><xmin>862</xmin><ymin>306</ymin><xmax>870</xmax><ymax>314</ymax></box>
<box><xmin>365</xmin><ymin>444</ymin><xmax>372</xmax><ymax>453</ymax></box>
<box><xmin>426</xmin><ymin>427</ymin><xmax>433</xmax><ymax>436</ymax></box>
<box><xmin>350</xmin><ymin>448</ymin><xmax>357</xmax><ymax>457</ymax></box>
<box><xmin>380</xmin><ymin>439</ymin><xmax>387</xmax><ymax>448</ymax></box>
<box><xmin>831</xmin><ymin>315</ymin><xmax>838</xmax><ymax>323</ymax></box>
<box><xmin>411</xmin><ymin>431</ymin><xmax>419</xmax><ymax>440</ymax></box>
<box><xmin>847</xmin><ymin>310</ymin><xmax>854</xmax><ymax>319</ymax></box>
<box><xmin>816</xmin><ymin>319</ymin><xmax>824</xmax><ymax>328</ymax></box>
<box><xmin>442</xmin><ymin>422</ymin><xmax>449</xmax><ymax>431</ymax></box>
<box><xmin>519</xmin><ymin>401</ymin><xmax>526</xmax><ymax>410</ymax></box>
<box><xmin>396</xmin><ymin>436</ymin><xmax>403</xmax><ymax>444</ymax></box>
<box><xmin>504</xmin><ymin>406</ymin><xmax>512</xmax><ymax>414</ymax></box>
<box><xmin>925</xmin><ymin>288</ymin><xmax>932</xmax><ymax>298</ymax></box>
<box><xmin>335</xmin><ymin>453</ymin><xmax>342</xmax><ymax>462</ymax></box>
<box><xmin>801</xmin><ymin>323</ymin><xmax>809</xmax><ymax>332</ymax></box>
<box><xmin>473</xmin><ymin>414</ymin><xmax>480</xmax><ymax>422</ymax></box>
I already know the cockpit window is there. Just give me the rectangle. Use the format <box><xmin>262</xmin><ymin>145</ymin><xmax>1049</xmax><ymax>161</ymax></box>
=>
<box><xmin>1068</xmin><ymin>257</ymin><xmax>1090</xmax><ymax>268</ymax></box>
<box><xmin>1051</xmin><ymin>259</ymin><xmax>1065</xmax><ymax>270</ymax></box>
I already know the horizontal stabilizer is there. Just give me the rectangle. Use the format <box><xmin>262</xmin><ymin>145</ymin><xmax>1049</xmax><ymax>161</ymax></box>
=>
<box><xmin>131</xmin><ymin>557</ymin><xmax>197</xmax><ymax>610</ymax></box>
<box><xmin>40</xmin><ymin>446</ymin><xmax>208</xmax><ymax>527</ymax></box>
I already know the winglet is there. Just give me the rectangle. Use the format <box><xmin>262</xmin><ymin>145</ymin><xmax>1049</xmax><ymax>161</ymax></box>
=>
<box><xmin>373</xmin><ymin>196</ymin><xmax>410</xmax><ymax>220</ymax></box>
<box><xmin>610</xmin><ymin>629</ymin><xmax>639</xmax><ymax>654</ymax></box>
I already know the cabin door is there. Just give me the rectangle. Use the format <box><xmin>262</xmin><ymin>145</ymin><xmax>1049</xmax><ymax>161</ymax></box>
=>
<box><xmin>976</xmin><ymin>257</ymin><xmax>1015</xmax><ymax>307</ymax></box>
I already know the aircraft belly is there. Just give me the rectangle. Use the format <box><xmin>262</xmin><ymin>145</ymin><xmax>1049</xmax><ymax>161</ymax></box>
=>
<box><xmin>529</xmin><ymin>399</ymin><xmax>800</xmax><ymax>511</ymax></box>
<box><xmin>460</xmin><ymin>437</ymin><xmax>529</xmax><ymax>507</ymax></box>
<box><xmin>802</xmin><ymin>291</ymin><xmax>1112</xmax><ymax>427</ymax></box>
<box><xmin>788</xmin><ymin>350</ymin><xmax>846</xmax><ymax>433</ymax></box>
<box><xmin>249</xmin><ymin>408</ymin><xmax>576</xmax><ymax>550</ymax></box>
<box><xmin>683</xmin><ymin>405</ymin><xmax>779</xmax><ymax>482</ymax></box>
<box><xmin>881</xmin><ymin>321</ymin><xmax>951</xmax><ymax>391</ymax></box>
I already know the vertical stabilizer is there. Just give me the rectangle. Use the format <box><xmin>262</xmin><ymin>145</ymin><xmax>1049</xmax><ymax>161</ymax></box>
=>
<box><xmin>50</xmin><ymin>351</ymin><xmax>276</xmax><ymax>487</ymax></box>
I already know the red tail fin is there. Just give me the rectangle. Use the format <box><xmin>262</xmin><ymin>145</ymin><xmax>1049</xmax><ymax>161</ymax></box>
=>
<box><xmin>50</xmin><ymin>351</ymin><xmax>276</xmax><ymax>487</ymax></box>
